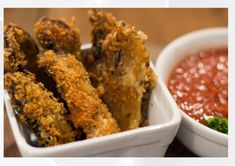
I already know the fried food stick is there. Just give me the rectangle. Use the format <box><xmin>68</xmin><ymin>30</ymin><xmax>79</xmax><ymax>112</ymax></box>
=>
<box><xmin>88</xmin><ymin>10</ymin><xmax>156</xmax><ymax>104</ymax></box>
<box><xmin>37</xmin><ymin>50</ymin><xmax>120</xmax><ymax>138</ymax></box>
<box><xmin>34</xmin><ymin>17</ymin><xmax>81</xmax><ymax>54</ymax></box>
<box><xmin>89</xmin><ymin>11</ymin><xmax>156</xmax><ymax>129</ymax></box>
<box><xmin>4</xmin><ymin>72</ymin><xmax>76</xmax><ymax>146</ymax></box>
<box><xmin>86</xmin><ymin>10</ymin><xmax>117</xmax><ymax>88</ymax></box>
<box><xmin>99</xmin><ymin>21</ymin><xmax>157</xmax><ymax>131</ymax></box>
<box><xmin>89</xmin><ymin>9</ymin><xmax>117</xmax><ymax>61</ymax></box>
<box><xmin>4</xmin><ymin>24</ymin><xmax>39</xmax><ymax>73</ymax></box>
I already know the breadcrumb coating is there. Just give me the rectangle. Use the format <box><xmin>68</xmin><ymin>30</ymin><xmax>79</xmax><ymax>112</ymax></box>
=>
<box><xmin>34</xmin><ymin>17</ymin><xmax>81</xmax><ymax>54</ymax></box>
<box><xmin>86</xmin><ymin>10</ymin><xmax>117</xmax><ymax>89</ymax></box>
<box><xmin>140</xmin><ymin>68</ymin><xmax>157</xmax><ymax>127</ymax></box>
<box><xmin>5</xmin><ymin>23</ymin><xmax>67</xmax><ymax>108</ymax></box>
<box><xmin>4</xmin><ymin>24</ymin><xmax>39</xmax><ymax>73</ymax></box>
<box><xmin>4</xmin><ymin>72</ymin><xmax>76</xmax><ymax>146</ymax></box>
<box><xmin>99</xmin><ymin>21</ymin><xmax>157</xmax><ymax>131</ymax></box>
<box><xmin>89</xmin><ymin>9</ymin><xmax>117</xmax><ymax>61</ymax></box>
<box><xmin>37</xmin><ymin>50</ymin><xmax>120</xmax><ymax>138</ymax></box>
<box><xmin>88</xmin><ymin>11</ymin><xmax>156</xmax><ymax>129</ymax></box>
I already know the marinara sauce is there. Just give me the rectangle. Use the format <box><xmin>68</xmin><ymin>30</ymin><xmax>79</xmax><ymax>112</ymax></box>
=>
<box><xmin>168</xmin><ymin>48</ymin><xmax>228</xmax><ymax>124</ymax></box>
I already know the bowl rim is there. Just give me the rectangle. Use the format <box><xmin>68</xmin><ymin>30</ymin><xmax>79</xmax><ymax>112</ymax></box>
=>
<box><xmin>156</xmin><ymin>27</ymin><xmax>228</xmax><ymax>146</ymax></box>
<box><xmin>4</xmin><ymin>44</ymin><xmax>181</xmax><ymax>155</ymax></box>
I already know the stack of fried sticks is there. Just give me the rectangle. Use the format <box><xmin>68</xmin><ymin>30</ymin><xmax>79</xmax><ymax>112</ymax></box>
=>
<box><xmin>4</xmin><ymin>10</ymin><xmax>157</xmax><ymax>147</ymax></box>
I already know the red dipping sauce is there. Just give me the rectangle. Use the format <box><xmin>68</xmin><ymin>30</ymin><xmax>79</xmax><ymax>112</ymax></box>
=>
<box><xmin>168</xmin><ymin>48</ymin><xmax>228</xmax><ymax>124</ymax></box>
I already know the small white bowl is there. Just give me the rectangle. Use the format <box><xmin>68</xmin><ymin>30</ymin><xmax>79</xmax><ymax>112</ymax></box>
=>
<box><xmin>4</xmin><ymin>45</ymin><xmax>181</xmax><ymax>157</ymax></box>
<box><xmin>156</xmin><ymin>28</ymin><xmax>228</xmax><ymax>157</ymax></box>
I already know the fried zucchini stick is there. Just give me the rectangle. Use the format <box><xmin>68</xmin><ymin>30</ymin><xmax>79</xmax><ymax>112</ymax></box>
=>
<box><xmin>89</xmin><ymin>9</ymin><xmax>117</xmax><ymax>61</ymax></box>
<box><xmin>4</xmin><ymin>72</ymin><xmax>76</xmax><ymax>146</ymax></box>
<box><xmin>37</xmin><ymin>50</ymin><xmax>120</xmax><ymax>138</ymax></box>
<box><xmin>34</xmin><ymin>17</ymin><xmax>81</xmax><ymax>54</ymax></box>
<box><xmin>87</xmin><ymin>10</ymin><xmax>117</xmax><ymax>90</ymax></box>
<box><xmin>99</xmin><ymin>21</ymin><xmax>156</xmax><ymax>131</ymax></box>
<box><xmin>4</xmin><ymin>24</ymin><xmax>39</xmax><ymax>73</ymax></box>
<box><xmin>89</xmin><ymin>11</ymin><xmax>156</xmax><ymax>129</ymax></box>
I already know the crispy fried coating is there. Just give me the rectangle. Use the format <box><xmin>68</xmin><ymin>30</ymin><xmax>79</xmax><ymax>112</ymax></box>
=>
<box><xmin>4</xmin><ymin>23</ymin><xmax>67</xmax><ymax>109</ymax></box>
<box><xmin>4</xmin><ymin>24</ymin><xmax>39</xmax><ymax>73</ymax></box>
<box><xmin>82</xmin><ymin>9</ymin><xmax>117</xmax><ymax>96</ymax></box>
<box><xmin>89</xmin><ymin>9</ymin><xmax>117</xmax><ymax>61</ymax></box>
<box><xmin>140</xmin><ymin>68</ymin><xmax>157</xmax><ymax>127</ymax></box>
<box><xmin>88</xmin><ymin>11</ymin><xmax>156</xmax><ymax>130</ymax></box>
<box><xmin>34</xmin><ymin>17</ymin><xmax>81</xmax><ymax>54</ymax></box>
<box><xmin>34</xmin><ymin>17</ymin><xmax>83</xmax><ymax>98</ymax></box>
<box><xmin>99</xmin><ymin>21</ymin><xmax>157</xmax><ymax>131</ymax></box>
<box><xmin>4</xmin><ymin>72</ymin><xmax>76</xmax><ymax>146</ymax></box>
<box><xmin>37</xmin><ymin>50</ymin><xmax>120</xmax><ymax>138</ymax></box>
<box><xmin>86</xmin><ymin>10</ymin><xmax>118</xmax><ymax>92</ymax></box>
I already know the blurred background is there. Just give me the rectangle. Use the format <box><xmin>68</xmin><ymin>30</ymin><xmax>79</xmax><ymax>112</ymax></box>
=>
<box><xmin>4</xmin><ymin>8</ymin><xmax>227</xmax><ymax>157</ymax></box>
<box><xmin>5</xmin><ymin>8</ymin><xmax>228</xmax><ymax>61</ymax></box>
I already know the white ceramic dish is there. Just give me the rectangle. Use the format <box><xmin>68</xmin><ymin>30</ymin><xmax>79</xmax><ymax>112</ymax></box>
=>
<box><xmin>156</xmin><ymin>28</ymin><xmax>228</xmax><ymax>157</ymax></box>
<box><xmin>4</xmin><ymin>44</ymin><xmax>181</xmax><ymax>157</ymax></box>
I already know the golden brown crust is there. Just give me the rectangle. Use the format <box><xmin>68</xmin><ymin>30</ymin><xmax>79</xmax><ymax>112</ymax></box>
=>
<box><xmin>99</xmin><ymin>21</ymin><xmax>157</xmax><ymax>131</ymax></box>
<box><xmin>140</xmin><ymin>66</ymin><xmax>157</xmax><ymax>126</ymax></box>
<box><xmin>4</xmin><ymin>72</ymin><xmax>76</xmax><ymax>146</ymax></box>
<box><xmin>34</xmin><ymin>17</ymin><xmax>81</xmax><ymax>54</ymax></box>
<box><xmin>4</xmin><ymin>24</ymin><xmax>39</xmax><ymax>73</ymax></box>
<box><xmin>4</xmin><ymin>23</ymin><xmax>67</xmax><ymax>109</ymax></box>
<box><xmin>88</xmin><ymin>11</ymin><xmax>157</xmax><ymax>130</ymax></box>
<box><xmin>85</xmin><ymin>10</ymin><xmax>118</xmax><ymax>89</ymax></box>
<box><xmin>89</xmin><ymin>9</ymin><xmax>117</xmax><ymax>61</ymax></box>
<box><xmin>37</xmin><ymin>50</ymin><xmax>120</xmax><ymax>138</ymax></box>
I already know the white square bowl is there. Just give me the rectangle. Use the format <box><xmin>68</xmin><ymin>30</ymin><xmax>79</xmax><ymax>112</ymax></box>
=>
<box><xmin>4</xmin><ymin>45</ymin><xmax>181</xmax><ymax>157</ymax></box>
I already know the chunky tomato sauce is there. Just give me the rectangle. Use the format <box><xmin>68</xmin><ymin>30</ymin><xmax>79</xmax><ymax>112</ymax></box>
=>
<box><xmin>168</xmin><ymin>48</ymin><xmax>228</xmax><ymax>124</ymax></box>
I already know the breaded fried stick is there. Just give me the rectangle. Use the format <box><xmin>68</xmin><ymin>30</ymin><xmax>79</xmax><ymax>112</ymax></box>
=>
<box><xmin>99</xmin><ymin>21</ymin><xmax>157</xmax><ymax>131</ymax></box>
<box><xmin>4</xmin><ymin>24</ymin><xmax>39</xmax><ymax>73</ymax></box>
<box><xmin>37</xmin><ymin>50</ymin><xmax>120</xmax><ymax>138</ymax></box>
<box><xmin>87</xmin><ymin>10</ymin><xmax>118</xmax><ymax>92</ymax></box>
<box><xmin>34</xmin><ymin>17</ymin><xmax>81</xmax><ymax>54</ymax></box>
<box><xmin>89</xmin><ymin>11</ymin><xmax>156</xmax><ymax>129</ymax></box>
<box><xmin>89</xmin><ymin>9</ymin><xmax>117</xmax><ymax>61</ymax></box>
<box><xmin>4</xmin><ymin>72</ymin><xmax>76</xmax><ymax>146</ymax></box>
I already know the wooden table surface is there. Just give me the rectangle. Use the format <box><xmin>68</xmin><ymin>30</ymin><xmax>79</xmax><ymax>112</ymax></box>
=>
<box><xmin>4</xmin><ymin>8</ymin><xmax>226</xmax><ymax>157</ymax></box>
